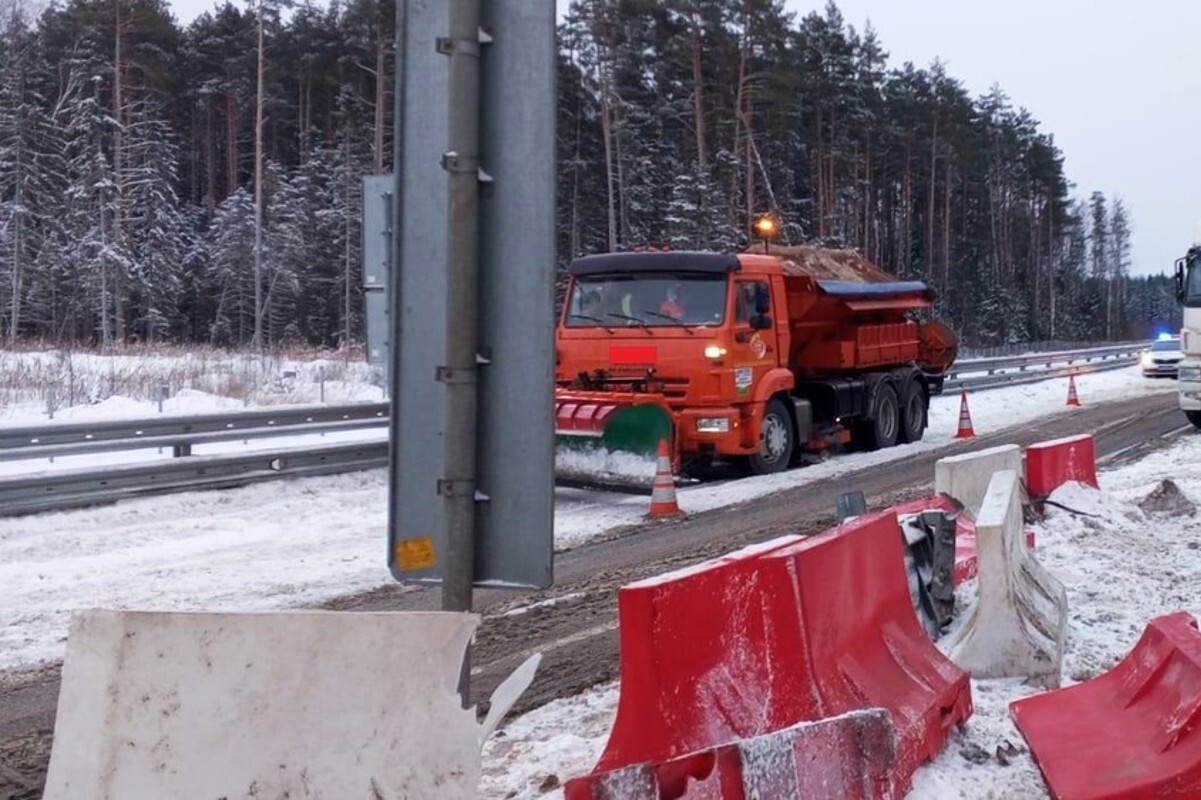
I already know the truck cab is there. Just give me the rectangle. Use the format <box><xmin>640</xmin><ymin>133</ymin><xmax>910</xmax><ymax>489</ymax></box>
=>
<box><xmin>557</xmin><ymin>251</ymin><xmax>796</xmax><ymax>472</ymax></box>
<box><xmin>1174</xmin><ymin>245</ymin><xmax>1201</xmax><ymax>426</ymax></box>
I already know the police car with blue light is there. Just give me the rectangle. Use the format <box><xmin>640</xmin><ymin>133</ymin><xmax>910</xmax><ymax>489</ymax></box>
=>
<box><xmin>1142</xmin><ymin>332</ymin><xmax>1184</xmax><ymax>378</ymax></box>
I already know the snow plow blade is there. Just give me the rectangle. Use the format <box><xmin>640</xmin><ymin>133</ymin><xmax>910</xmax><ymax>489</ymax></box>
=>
<box><xmin>555</xmin><ymin>392</ymin><xmax>675</xmax><ymax>489</ymax></box>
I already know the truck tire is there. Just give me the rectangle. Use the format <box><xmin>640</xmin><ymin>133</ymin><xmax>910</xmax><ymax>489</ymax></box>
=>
<box><xmin>1187</xmin><ymin>410</ymin><xmax>1201</xmax><ymax>430</ymax></box>
<box><xmin>899</xmin><ymin>378</ymin><xmax>926</xmax><ymax>443</ymax></box>
<box><xmin>748</xmin><ymin>397</ymin><xmax>795</xmax><ymax>475</ymax></box>
<box><xmin>861</xmin><ymin>382</ymin><xmax>900</xmax><ymax>451</ymax></box>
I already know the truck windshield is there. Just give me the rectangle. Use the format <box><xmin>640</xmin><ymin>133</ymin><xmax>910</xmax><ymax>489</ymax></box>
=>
<box><xmin>1186</xmin><ymin>256</ymin><xmax>1201</xmax><ymax>307</ymax></box>
<box><xmin>565</xmin><ymin>272</ymin><xmax>727</xmax><ymax>327</ymax></box>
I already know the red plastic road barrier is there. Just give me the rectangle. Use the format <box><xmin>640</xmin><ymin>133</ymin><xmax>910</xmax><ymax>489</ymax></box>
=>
<box><xmin>564</xmin><ymin>709</ymin><xmax>896</xmax><ymax>800</ymax></box>
<box><xmin>1025</xmin><ymin>434</ymin><xmax>1098</xmax><ymax>499</ymax></box>
<box><xmin>581</xmin><ymin>513</ymin><xmax>971</xmax><ymax>794</ymax></box>
<box><xmin>1010</xmin><ymin>611</ymin><xmax>1201</xmax><ymax>800</ymax></box>
<box><xmin>774</xmin><ymin>511</ymin><xmax>972</xmax><ymax>784</ymax></box>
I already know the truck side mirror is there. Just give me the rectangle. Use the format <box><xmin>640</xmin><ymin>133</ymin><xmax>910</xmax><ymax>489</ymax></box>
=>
<box><xmin>1176</xmin><ymin>259</ymin><xmax>1186</xmax><ymax>304</ymax></box>
<box><xmin>750</xmin><ymin>314</ymin><xmax>773</xmax><ymax>331</ymax></box>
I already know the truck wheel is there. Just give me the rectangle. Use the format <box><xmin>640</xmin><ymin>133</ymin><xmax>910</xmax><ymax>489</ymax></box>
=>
<box><xmin>1187</xmin><ymin>410</ymin><xmax>1201</xmax><ymax>430</ymax></box>
<box><xmin>899</xmin><ymin>378</ymin><xmax>926</xmax><ymax>443</ymax></box>
<box><xmin>861</xmin><ymin>382</ymin><xmax>900</xmax><ymax>451</ymax></box>
<box><xmin>748</xmin><ymin>398</ymin><xmax>794</xmax><ymax>475</ymax></box>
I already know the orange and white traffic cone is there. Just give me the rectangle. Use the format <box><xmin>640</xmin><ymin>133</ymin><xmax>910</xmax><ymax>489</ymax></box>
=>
<box><xmin>1066</xmin><ymin>372</ymin><xmax>1081</xmax><ymax>407</ymax></box>
<box><xmin>955</xmin><ymin>391</ymin><xmax>975</xmax><ymax>439</ymax></box>
<box><xmin>646</xmin><ymin>438</ymin><xmax>683</xmax><ymax>518</ymax></box>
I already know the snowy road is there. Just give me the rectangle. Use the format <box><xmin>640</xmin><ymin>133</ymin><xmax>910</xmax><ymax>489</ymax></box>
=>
<box><xmin>0</xmin><ymin>367</ymin><xmax>1175</xmax><ymax>674</ymax></box>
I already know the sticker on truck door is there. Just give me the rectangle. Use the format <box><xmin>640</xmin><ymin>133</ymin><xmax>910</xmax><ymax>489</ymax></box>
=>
<box><xmin>735</xmin><ymin>367</ymin><xmax>753</xmax><ymax>394</ymax></box>
<box><xmin>749</xmin><ymin>332</ymin><xmax>768</xmax><ymax>359</ymax></box>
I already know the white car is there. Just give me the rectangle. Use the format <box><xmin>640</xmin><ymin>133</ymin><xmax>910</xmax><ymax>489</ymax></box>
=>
<box><xmin>1142</xmin><ymin>337</ymin><xmax>1183</xmax><ymax>377</ymax></box>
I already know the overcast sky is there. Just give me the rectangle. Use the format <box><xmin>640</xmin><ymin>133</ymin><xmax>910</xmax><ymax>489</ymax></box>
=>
<box><xmin>791</xmin><ymin>0</ymin><xmax>1201</xmax><ymax>278</ymax></box>
<box><xmin>166</xmin><ymin>0</ymin><xmax>1199</xmax><ymax>277</ymax></box>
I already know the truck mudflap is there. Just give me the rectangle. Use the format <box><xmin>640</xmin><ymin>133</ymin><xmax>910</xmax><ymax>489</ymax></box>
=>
<box><xmin>554</xmin><ymin>390</ymin><xmax>675</xmax><ymax>460</ymax></box>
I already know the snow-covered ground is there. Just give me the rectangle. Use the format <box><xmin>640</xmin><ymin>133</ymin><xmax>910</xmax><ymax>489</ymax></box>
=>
<box><xmin>1</xmin><ymin>348</ymin><xmax>1191</xmax><ymax>796</ymax></box>
<box><xmin>480</xmin><ymin>431</ymin><xmax>1201</xmax><ymax>799</ymax></box>
<box><xmin>0</xmin><ymin>350</ymin><xmax>387</xmax><ymax>477</ymax></box>
<box><xmin>0</xmin><ymin>346</ymin><xmax>384</xmax><ymax>420</ymax></box>
<box><xmin>0</xmin><ymin>364</ymin><xmax>1175</xmax><ymax>671</ymax></box>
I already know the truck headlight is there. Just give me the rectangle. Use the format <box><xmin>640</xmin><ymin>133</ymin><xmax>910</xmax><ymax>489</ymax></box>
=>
<box><xmin>703</xmin><ymin>344</ymin><xmax>727</xmax><ymax>359</ymax></box>
<box><xmin>1179</xmin><ymin>366</ymin><xmax>1201</xmax><ymax>382</ymax></box>
<box><xmin>696</xmin><ymin>417</ymin><xmax>730</xmax><ymax>433</ymax></box>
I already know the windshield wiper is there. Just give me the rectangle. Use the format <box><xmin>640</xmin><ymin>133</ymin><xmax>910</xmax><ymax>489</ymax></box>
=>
<box><xmin>642</xmin><ymin>310</ymin><xmax>696</xmax><ymax>334</ymax></box>
<box><xmin>568</xmin><ymin>313</ymin><xmax>614</xmax><ymax>333</ymax></box>
<box><xmin>607</xmin><ymin>312</ymin><xmax>654</xmax><ymax>334</ymax></box>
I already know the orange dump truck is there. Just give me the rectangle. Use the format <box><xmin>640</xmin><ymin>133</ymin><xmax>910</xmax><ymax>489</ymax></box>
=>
<box><xmin>554</xmin><ymin>246</ymin><xmax>958</xmax><ymax>476</ymax></box>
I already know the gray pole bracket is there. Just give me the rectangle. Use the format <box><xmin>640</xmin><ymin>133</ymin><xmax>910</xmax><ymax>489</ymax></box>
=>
<box><xmin>440</xmin><ymin>151</ymin><xmax>478</xmax><ymax>174</ymax></box>
<box><xmin>436</xmin><ymin>28</ymin><xmax>490</xmax><ymax>58</ymax></box>
<box><xmin>477</xmin><ymin>167</ymin><xmax>494</xmax><ymax>196</ymax></box>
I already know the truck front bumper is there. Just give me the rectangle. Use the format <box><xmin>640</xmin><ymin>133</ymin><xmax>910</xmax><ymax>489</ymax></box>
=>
<box><xmin>677</xmin><ymin>407</ymin><xmax>757</xmax><ymax>456</ymax></box>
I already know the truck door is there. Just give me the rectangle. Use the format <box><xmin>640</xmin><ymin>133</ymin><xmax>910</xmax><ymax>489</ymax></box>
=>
<box><xmin>730</xmin><ymin>278</ymin><xmax>777</xmax><ymax>398</ymax></box>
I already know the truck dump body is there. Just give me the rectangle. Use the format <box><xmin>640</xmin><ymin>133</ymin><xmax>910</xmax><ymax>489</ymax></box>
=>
<box><xmin>744</xmin><ymin>247</ymin><xmax>955</xmax><ymax>377</ymax></box>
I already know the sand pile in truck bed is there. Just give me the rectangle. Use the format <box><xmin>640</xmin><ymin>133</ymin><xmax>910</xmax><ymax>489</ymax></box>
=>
<box><xmin>751</xmin><ymin>244</ymin><xmax>901</xmax><ymax>283</ymax></box>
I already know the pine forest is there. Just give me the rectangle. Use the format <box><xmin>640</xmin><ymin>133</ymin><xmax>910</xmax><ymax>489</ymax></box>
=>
<box><xmin>0</xmin><ymin>0</ymin><xmax>1181</xmax><ymax>351</ymax></box>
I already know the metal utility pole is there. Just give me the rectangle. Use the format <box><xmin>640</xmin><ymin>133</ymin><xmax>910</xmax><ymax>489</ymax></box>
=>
<box><xmin>388</xmin><ymin>0</ymin><xmax>555</xmax><ymax>708</ymax></box>
<box><xmin>253</xmin><ymin>0</ymin><xmax>265</xmax><ymax>354</ymax></box>
<box><xmin>439</xmin><ymin>0</ymin><xmax>482</xmax><ymax>619</ymax></box>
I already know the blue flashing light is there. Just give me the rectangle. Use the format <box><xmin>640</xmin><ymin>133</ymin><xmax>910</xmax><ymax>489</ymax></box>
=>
<box><xmin>1156</xmin><ymin>330</ymin><xmax>1175</xmax><ymax>341</ymax></box>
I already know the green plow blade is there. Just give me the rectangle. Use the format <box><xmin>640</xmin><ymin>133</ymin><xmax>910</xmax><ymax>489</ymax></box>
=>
<box><xmin>555</xmin><ymin>403</ymin><xmax>674</xmax><ymax>489</ymax></box>
<box><xmin>555</xmin><ymin>403</ymin><xmax>674</xmax><ymax>459</ymax></box>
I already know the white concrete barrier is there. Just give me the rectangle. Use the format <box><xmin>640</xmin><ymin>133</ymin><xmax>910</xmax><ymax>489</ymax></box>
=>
<box><xmin>943</xmin><ymin>470</ymin><xmax>1067</xmax><ymax>688</ymax></box>
<box><xmin>43</xmin><ymin>610</ymin><xmax>539</xmax><ymax>799</ymax></box>
<box><xmin>934</xmin><ymin>444</ymin><xmax>1023</xmax><ymax>517</ymax></box>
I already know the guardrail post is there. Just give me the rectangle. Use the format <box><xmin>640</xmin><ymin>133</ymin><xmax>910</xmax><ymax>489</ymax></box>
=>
<box><xmin>319</xmin><ymin>366</ymin><xmax>326</xmax><ymax>404</ymax></box>
<box><xmin>46</xmin><ymin>387</ymin><xmax>56</xmax><ymax>419</ymax></box>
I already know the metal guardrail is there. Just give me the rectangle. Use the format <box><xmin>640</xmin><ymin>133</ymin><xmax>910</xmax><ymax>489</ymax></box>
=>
<box><xmin>0</xmin><ymin>402</ymin><xmax>389</xmax><ymax>460</ymax></box>
<box><xmin>950</xmin><ymin>343</ymin><xmax>1143</xmax><ymax>378</ymax></box>
<box><xmin>946</xmin><ymin>343</ymin><xmax>1144</xmax><ymax>393</ymax></box>
<box><xmin>957</xmin><ymin>339</ymin><xmax>1145</xmax><ymax>360</ymax></box>
<box><xmin>0</xmin><ymin>343</ymin><xmax>1149</xmax><ymax>516</ymax></box>
<box><xmin>0</xmin><ymin>440</ymin><xmax>389</xmax><ymax>517</ymax></box>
